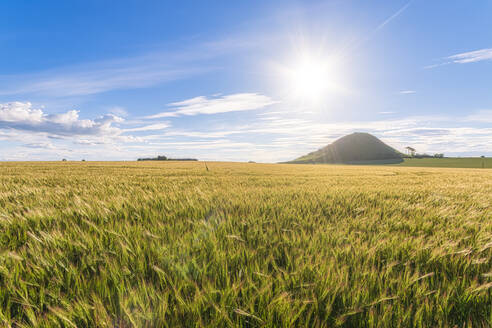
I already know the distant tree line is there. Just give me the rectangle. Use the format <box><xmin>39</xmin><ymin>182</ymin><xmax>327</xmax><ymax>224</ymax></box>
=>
<box><xmin>137</xmin><ymin>155</ymin><xmax>198</xmax><ymax>161</ymax></box>
<box><xmin>404</xmin><ymin>146</ymin><xmax>444</xmax><ymax>158</ymax></box>
<box><xmin>403</xmin><ymin>153</ymin><xmax>445</xmax><ymax>159</ymax></box>
<box><xmin>413</xmin><ymin>153</ymin><xmax>444</xmax><ymax>158</ymax></box>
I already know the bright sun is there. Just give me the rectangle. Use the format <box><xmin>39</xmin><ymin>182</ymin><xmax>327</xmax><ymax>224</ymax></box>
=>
<box><xmin>275</xmin><ymin>51</ymin><xmax>343</xmax><ymax>104</ymax></box>
<box><xmin>290</xmin><ymin>58</ymin><xmax>331</xmax><ymax>100</ymax></box>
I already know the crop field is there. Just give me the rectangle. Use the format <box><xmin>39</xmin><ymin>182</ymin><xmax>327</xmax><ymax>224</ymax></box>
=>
<box><xmin>1</xmin><ymin>161</ymin><xmax>492</xmax><ymax>327</ymax></box>
<box><xmin>397</xmin><ymin>157</ymin><xmax>492</xmax><ymax>168</ymax></box>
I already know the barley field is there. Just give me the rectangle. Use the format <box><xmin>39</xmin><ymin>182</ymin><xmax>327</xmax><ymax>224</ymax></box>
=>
<box><xmin>398</xmin><ymin>157</ymin><xmax>492</xmax><ymax>168</ymax></box>
<box><xmin>1</xmin><ymin>161</ymin><xmax>492</xmax><ymax>327</ymax></box>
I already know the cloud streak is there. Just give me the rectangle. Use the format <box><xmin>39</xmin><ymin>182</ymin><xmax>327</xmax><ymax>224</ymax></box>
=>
<box><xmin>348</xmin><ymin>1</ymin><xmax>413</xmax><ymax>51</ymax></box>
<box><xmin>146</xmin><ymin>93</ymin><xmax>278</xmax><ymax>118</ymax></box>
<box><xmin>374</xmin><ymin>1</ymin><xmax>413</xmax><ymax>33</ymax></box>
<box><xmin>427</xmin><ymin>48</ymin><xmax>492</xmax><ymax>68</ymax></box>
<box><xmin>0</xmin><ymin>63</ymin><xmax>209</xmax><ymax>97</ymax></box>
<box><xmin>448</xmin><ymin>48</ymin><xmax>492</xmax><ymax>64</ymax></box>
<box><xmin>122</xmin><ymin>123</ymin><xmax>170</xmax><ymax>132</ymax></box>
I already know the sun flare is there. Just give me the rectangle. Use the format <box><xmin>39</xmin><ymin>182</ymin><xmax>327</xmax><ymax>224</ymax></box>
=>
<box><xmin>277</xmin><ymin>51</ymin><xmax>342</xmax><ymax>104</ymax></box>
<box><xmin>290</xmin><ymin>58</ymin><xmax>331</xmax><ymax>100</ymax></box>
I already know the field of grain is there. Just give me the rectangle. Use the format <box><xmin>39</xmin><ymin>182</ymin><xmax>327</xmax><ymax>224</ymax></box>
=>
<box><xmin>398</xmin><ymin>157</ymin><xmax>492</xmax><ymax>168</ymax></box>
<box><xmin>1</xmin><ymin>161</ymin><xmax>492</xmax><ymax>327</ymax></box>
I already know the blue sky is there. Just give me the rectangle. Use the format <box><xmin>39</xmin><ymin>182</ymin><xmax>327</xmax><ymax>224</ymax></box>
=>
<box><xmin>1</xmin><ymin>0</ymin><xmax>492</xmax><ymax>161</ymax></box>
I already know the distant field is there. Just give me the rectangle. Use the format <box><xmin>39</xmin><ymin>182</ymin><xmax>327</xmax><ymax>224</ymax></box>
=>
<box><xmin>397</xmin><ymin>157</ymin><xmax>492</xmax><ymax>168</ymax></box>
<box><xmin>1</xmin><ymin>162</ymin><xmax>492</xmax><ymax>327</ymax></box>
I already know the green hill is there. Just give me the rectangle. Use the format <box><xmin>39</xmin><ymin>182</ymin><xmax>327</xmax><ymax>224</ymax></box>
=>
<box><xmin>287</xmin><ymin>132</ymin><xmax>403</xmax><ymax>164</ymax></box>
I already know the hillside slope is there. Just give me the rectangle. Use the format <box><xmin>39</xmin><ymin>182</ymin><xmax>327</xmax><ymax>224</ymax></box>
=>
<box><xmin>288</xmin><ymin>132</ymin><xmax>403</xmax><ymax>164</ymax></box>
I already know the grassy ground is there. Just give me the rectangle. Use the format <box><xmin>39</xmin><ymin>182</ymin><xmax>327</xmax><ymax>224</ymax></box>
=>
<box><xmin>397</xmin><ymin>157</ymin><xmax>492</xmax><ymax>168</ymax></box>
<box><xmin>1</xmin><ymin>161</ymin><xmax>492</xmax><ymax>327</ymax></box>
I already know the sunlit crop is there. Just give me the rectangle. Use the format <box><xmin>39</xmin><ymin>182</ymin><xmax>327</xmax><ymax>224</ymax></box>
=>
<box><xmin>1</xmin><ymin>161</ymin><xmax>492</xmax><ymax>327</ymax></box>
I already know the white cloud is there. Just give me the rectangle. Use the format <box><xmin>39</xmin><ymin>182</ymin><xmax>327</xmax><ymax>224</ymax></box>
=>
<box><xmin>0</xmin><ymin>101</ymin><xmax>44</xmax><ymax>123</ymax></box>
<box><xmin>448</xmin><ymin>48</ymin><xmax>492</xmax><ymax>64</ymax></box>
<box><xmin>146</xmin><ymin>93</ymin><xmax>278</xmax><ymax>118</ymax></box>
<box><xmin>0</xmin><ymin>101</ymin><xmax>177</xmax><ymax>160</ymax></box>
<box><xmin>399</xmin><ymin>90</ymin><xmax>416</xmax><ymax>94</ymax></box>
<box><xmin>209</xmin><ymin>112</ymin><xmax>492</xmax><ymax>160</ymax></box>
<box><xmin>0</xmin><ymin>102</ymin><xmax>172</xmax><ymax>140</ymax></box>
<box><xmin>0</xmin><ymin>102</ymin><xmax>123</xmax><ymax>137</ymax></box>
<box><xmin>1</xmin><ymin>101</ymin><xmax>492</xmax><ymax>162</ymax></box>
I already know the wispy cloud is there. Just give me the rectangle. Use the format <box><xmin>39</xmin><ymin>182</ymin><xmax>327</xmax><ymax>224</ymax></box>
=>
<box><xmin>0</xmin><ymin>38</ymin><xmax>256</xmax><ymax>97</ymax></box>
<box><xmin>0</xmin><ymin>63</ymin><xmax>208</xmax><ymax>98</ymax></box>
<box><xmin>23</xmin><ymin>142</ymin><xmax>56</xmax><ymax>149</ymax></box>
<box><xmin>399</xmin><ymin>90</ymin><xmax>416</xmax><ymax>94</ymax></box>
<box><xmin>427</xmin><ymin>48</ymin><xmax>492</xmax><ymax>68</ymax></box>
<box><xmin>108</xmin><ymin>106</ymin><xmax>129</xmax><ymax>117</ymax></box>
<box><xmin>122</xmin><ymin>123</ymin><xmax>170</xmax><ymax>133</ymax></box>
<box><xmin>448</xmin><ymin>48</ymin><xmax>492</xmax><ymax>64</ymax></box>
<box><xmin>145</xmin><ymin>93</ymin><xmax>278</xmax><ymax>118</ymax></box>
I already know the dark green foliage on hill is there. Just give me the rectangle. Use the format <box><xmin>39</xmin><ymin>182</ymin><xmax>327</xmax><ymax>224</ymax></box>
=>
<box><xmin>288</xmin><ymin>132</ymin><xmax>403</xmax><ymax>164</ymax></box>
